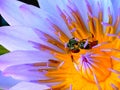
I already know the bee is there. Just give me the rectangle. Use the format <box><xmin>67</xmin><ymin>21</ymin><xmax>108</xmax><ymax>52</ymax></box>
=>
<box><xmin>67</xmin><ymin>37</ymin><xmax>98</xmax><ymax>53</ymax></box>
<box><xmin>67</xmin><ymin>38</ymin><xmax>80</xmax><ymax>53</ymax></box>
<box><xmin>67</xmin><ymin>34</ymin><xmax>98</xmax><ymax>64</ymax></box>
<box><xmin>79</xmin><ymin>39</ymin><xmax>98</xmax><ymax>49</ymax></box>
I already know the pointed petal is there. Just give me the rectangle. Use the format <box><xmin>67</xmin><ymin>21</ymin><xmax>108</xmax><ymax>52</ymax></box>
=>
<box><xmin>0</xmin><ymin>26</ymin><xmax>64</xmax><ymax>52</ymax></box>
<box><xmin>0</xmin><ymin>26</ymin><xmax>41</xmax><ymax>51</ymax></box>
<box><xmin>9</xmin><ymin>82</ymin><xmax>50</xmax><ymax>90</ymax></box>
<box><xmin>3</xmin><ymin>64</ymin><xmax>50</xmax><ymax>81</ymax></box>
<box><xmin>0</xmin><ymin>0</ymin><xmax>25</xmax><ymax>25</ymax></box>
<box><xmin>19</xmin><ymin>4</ymin><xmax>72</xmax><ymax>38</ymax></box>
<box><xmin>0</xmin><ymin>50</ymin><xmax>55</xmax><ymax>71</ymax></box>
<box><xmin>19</xmin><ymin>4</ymin><xmax>56</xmax><ymax>36</ymax></box>
<box><xmin>70</xmin><ymin>0</ymin><xmax>88</xmax><ymax>27</ymax></box>
<box><xmin>86</xmin><ymin>0</ymin><xmax>100</xmax><ymax>17</ymax></box>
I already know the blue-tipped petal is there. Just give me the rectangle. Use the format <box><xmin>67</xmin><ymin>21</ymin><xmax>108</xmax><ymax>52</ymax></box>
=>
<box><xmin>0</xmin><ymin>71</ymin><xmax>19</xmax><ymax>90</ymax></box>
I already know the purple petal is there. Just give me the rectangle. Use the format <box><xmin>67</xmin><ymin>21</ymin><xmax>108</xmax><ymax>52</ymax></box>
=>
<box><xmin>3</xmin><ymin>64</ymin><xmax>50</xmax><ymax>81</ymax></box>
<box><xmin>37</xmin><ymin>0</ymin><xmax>68</xmax><ymax>17</ymax></box>
<box><xmin>19</xmin><ymin>5</ymin><xmax>61</xmax><ymax>40</ymax></box>
<box><xmin>101</xmin><ymin>0</ymin><xmax>114</xmax><ymax>23</ymax></box>
<box><xmin>19</xmin><ymin>4</ymin><xmax>72</xmax><ymax>38</ymax></box>
<box><xmin>0</xmin><ymin>0</ymin><xmax>25</xmax><ymax>25</ymax></box>
<box><xmin>0</xmin><ymin>26</ymin><xmax>41</xmax><ymax>51</ymax></box>
<box><xmin>111</xmin><ymin>0</ymin><xmax>120</xmax><ymax>19</ymax></box>
<box><xmin>0</xmin><ymin>50</ymin><xmax>55</xmax><ymax>71</ymax></box>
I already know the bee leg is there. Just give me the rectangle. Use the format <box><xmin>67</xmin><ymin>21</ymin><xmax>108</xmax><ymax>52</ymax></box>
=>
<box><xmin>71</xmin><ymin>55</ymin><xmax>74</xmax><ymax>62</ymax></box>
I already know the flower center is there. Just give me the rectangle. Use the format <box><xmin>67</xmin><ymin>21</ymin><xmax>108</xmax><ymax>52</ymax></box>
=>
<box><xmin>82</xmin><ymin>56</ymin><xmax>88</xmax><ymax>62</ymax></box>
<box><xmin>72</xmin><ymin>50</ymin><xmax>112</xmax><ymax>83</ymax></box>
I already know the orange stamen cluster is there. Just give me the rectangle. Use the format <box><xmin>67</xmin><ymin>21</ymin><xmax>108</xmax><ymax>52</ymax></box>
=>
<box><xmin>32</xmin><ymin>1</ymin><xmax>120</xmax><ymax>90</ymax></box>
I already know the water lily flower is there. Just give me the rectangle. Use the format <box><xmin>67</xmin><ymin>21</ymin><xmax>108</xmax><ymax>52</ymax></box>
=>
<box><xmin>0</xmin><ymin>0</ymin><xmax>120</xmax><ymax>89</ymax></box>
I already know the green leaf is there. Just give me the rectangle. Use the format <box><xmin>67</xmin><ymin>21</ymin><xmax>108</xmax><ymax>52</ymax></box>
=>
<box><xmin>0</xmin><ymin>45</ymin><xmax>9</xmax><ymax>55</ymax></box>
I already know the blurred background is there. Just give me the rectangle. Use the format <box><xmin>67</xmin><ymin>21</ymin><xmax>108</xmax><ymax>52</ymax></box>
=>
<box><xmin>0</xmin><ymin>0</ymin><xmax>39</xmax><ymax>55</ymax></box>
